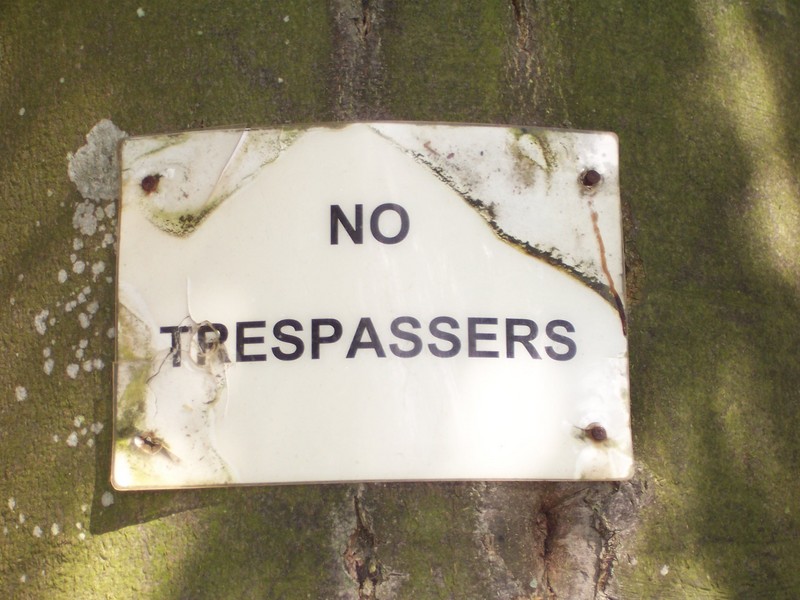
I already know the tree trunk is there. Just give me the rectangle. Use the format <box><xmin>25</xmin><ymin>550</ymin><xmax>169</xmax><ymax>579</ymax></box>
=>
<box><xmin>1</xmin><ymin>1</ymin><xmax>799</xmax><ymax>598</ymax></box>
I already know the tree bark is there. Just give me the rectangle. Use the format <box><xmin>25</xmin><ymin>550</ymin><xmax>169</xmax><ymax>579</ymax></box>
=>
<box><xmin>1</xmin><ymin>1</ymin><xmax>799</xmax><ymax>598</ymax></box>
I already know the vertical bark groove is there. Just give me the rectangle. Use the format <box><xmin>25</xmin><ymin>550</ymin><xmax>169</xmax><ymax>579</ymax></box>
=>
<box><xmin>330</xmin><ymin>0</ymin><xmax>387</xmax><ymax>120</ymax></box>
<box><xmin>473</xmin><ymin>473</ymin><xmax>651</xmax><ymax>600</ymax></box>
<box><xmin>343</xmin><ymin>492</ymin><xmax>382</xmax><ymax>599</ymax></box>
<box><xmin>506</xmin><ymin>0</ymin><xmax>571</xmax><ymax>126</ymax></box>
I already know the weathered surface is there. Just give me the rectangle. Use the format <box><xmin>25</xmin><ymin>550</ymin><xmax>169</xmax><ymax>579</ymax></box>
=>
<box><xmin>1</xmin><ymin>1</ymin><xmax>799</xmax><ymax>598</ymax></box>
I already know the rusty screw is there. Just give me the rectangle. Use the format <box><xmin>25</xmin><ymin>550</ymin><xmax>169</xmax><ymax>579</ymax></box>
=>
<box><xmin>585</xmin><ymin>423</ymin><xmax>608</xmax><ymax>442</ymax></box>
<box><xmin>140</xmin><ymin>174</ymin><xmax>161</xmax><ymax>194</ymax></box>
<box><xmin>580</xmin><ymin>169</ymin><xmax>602</xmax><ymax>188</ymax></box>
<box><xmin>133</xmin><ymin>431</ymin><xmax>163</xmax><ymax>454</ymax></box>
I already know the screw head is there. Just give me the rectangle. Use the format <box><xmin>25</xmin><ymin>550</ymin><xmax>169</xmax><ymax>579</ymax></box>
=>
<box><xmin>141</xmin><ymin>174</ymin><xmax>161</xmax><ymax>194</ymax></box>
<box><xmin>580</xmin><ymin>169</ymin><xmax>602</xmax><ymax>187</ymax></box>
<box><xmin>586</xmin><ymin>423</ymin><xmax>608</xmax><ymax>442</ymax></box>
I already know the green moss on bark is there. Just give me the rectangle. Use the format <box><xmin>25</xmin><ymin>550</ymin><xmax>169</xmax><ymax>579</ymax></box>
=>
<box><xmin>2</xmin><ymin>0</ymin><xmax>800</xmax><ymax>597</ymax></box>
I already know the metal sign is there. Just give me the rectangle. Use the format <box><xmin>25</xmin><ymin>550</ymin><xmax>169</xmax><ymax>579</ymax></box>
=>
<box><xmin>112</xmin><ymin>123</ymin><xmax>632</xmax><ymax>489</ymax></box>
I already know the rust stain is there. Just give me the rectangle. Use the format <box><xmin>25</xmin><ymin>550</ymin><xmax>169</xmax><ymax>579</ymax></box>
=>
<box><xmin>588</xmin><ymin>196</ymin><xmax>627</xmax><ymax>336</ymax></box>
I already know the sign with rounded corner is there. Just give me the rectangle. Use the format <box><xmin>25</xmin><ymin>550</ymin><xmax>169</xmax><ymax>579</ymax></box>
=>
<box><xmin>113</xmin><ymin>122</ymin><xmax>632</xmax><ymax>489</ymax></box>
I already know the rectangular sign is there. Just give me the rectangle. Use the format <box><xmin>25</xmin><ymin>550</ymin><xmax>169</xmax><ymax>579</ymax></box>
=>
<box><xmin>112</xmin><ymin>123</ymin><xmax>632</xmax><ymax>489</ymax></box>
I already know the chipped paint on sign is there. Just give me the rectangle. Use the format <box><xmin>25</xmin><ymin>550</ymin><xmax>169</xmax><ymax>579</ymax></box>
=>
<box><xmin>113</xmin><ymin>123</ymin><xmax>631</xmax><ymax>488</ymax></box>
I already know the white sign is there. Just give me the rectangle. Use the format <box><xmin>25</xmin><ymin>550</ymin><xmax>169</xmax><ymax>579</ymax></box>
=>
<box><xmin>113</xmin><ymin>123</ymin><xmax>632</xmax><ymax>489</ymax></box>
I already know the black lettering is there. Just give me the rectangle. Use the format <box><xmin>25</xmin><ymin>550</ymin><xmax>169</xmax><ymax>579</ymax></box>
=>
<box><xmin>545</xmin><ymin>320</ymin><xmax>577</xmax><ymax>361</ymax></box>
<box><xmin>346</xmin><ymin>318</ymin><xmax>386</xmax><ymax>358</ymax></box>
<box><xmin>428</xmin><ymin>316</ymin><xmax>461</xmax><ymax>358</ymax></box>
<box><xmin>370</xmin><ymin>203</ymin><xmax>409</xmax><ymax>244</ymax></box>
<box><xmin>160</xmin><ymin>325</ymin><xmax>190</xmax><ymax>366</ymax></box>
<box><xmin>272</xmin><ymin>319</ymin><xmax>304</xmax><ymax>361</ymax></box>
<box><xmin>197</xmin><ymin>323</ymin><xmax>230</xmax><ymax>366</ymax></box>
<box><xmin>236</xmin><ymin>321</ymin><xmax>267</xmax><ymax>362</ymax></box>
<box><xmin>312</xmin><ymin>318</ymin><xmax>343</xmax><ymax>359</ymax></box>
<box><xmin>330</xmin><ymin>204</ymin><xmax>363</xmax><ymax>245</ymax></box>
<box><xmin>468</xmin><ymin>317</ymin><xmax>499</xmax><ymax>358</ymax></box>
<box><xmin>505</xmin><ymin>318</ymin><xmax>541</xmax><ymax>359</ymax></box>
<box><xmin>389</xmin><ymin>316</ymin><xmax>422</xmax><ymax>358</ymax></box>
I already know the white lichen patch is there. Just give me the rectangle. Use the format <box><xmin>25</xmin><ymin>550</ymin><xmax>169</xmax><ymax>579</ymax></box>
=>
<box><xmin>101</xmin><ymin>491</ymin><xmax>114</xmax><ymax>507</ymax></box>
<box><xmin>66</xmin><ymin>364</ymin><xmax>79</xmax><ymax>379</ymax></box>
<box><xmin>78</xmin><ymin>313</ymin><xmax>90</xmax><ymax>329</ymax></box>
<box><xmin>34</xmin><ymin>309</ymin><xmax>49</xmax><ymax>335</ymax></box>
<box><xmin>58</xmin><ymin>269</ymin><xmax>68</xmax><ymax>283</ymax></box>
<box><xmin>50</xmin><ymin>523</ymin><xmax>60</xmax><ymax>536</ymax></box>
<box><xmin>43</xmin><ymin>358</ymin><xmax>54</xmax><ymax>375</ymax></box>
<box><xmin>72</xmin><ymin>201</ymin><xmax>99</xmax><ymax>236</ymax></box>
<box><xmin>32</xmin><ymin>525</ymin><xmax>43</xmax><ymax>538</ymax></box>
<box><xmin>66</xmin><ymin>432</ymin><xmax>79</xmax><ymax>447</ymax></box>
<box><xmin>660</xmin><ymin>564</ymin><xmax>670</xmax><ymax>576</ymax></box>
<box><xmin>15</xmin><ymin>386</ymin><xmax>27</xmax><ymax>402</ymax></box>
<box><xmin>72</xmin><ymin>260</ymin><xmax>86</xmax><ymax>274</ymax></box>
<box><xmin>68</xmin><ymin>119</ymin><xmax>127</xmax><ymax>203</ymax></box>
<box><xmin>90</xmin><ymin>422</ymin><xmax>104</xmax><ymax>434</ymax></box>
<box><xmin>8</xmin><ymin>497</ymin><xmax>16</xmax><ymax>511</ymax></box>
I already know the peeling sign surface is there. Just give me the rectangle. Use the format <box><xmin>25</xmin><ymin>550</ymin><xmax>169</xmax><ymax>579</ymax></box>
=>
<box><xmin>113</xmin><ymin>123</ymin><xmax>631</xmax><ymax>489</ymax></box>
